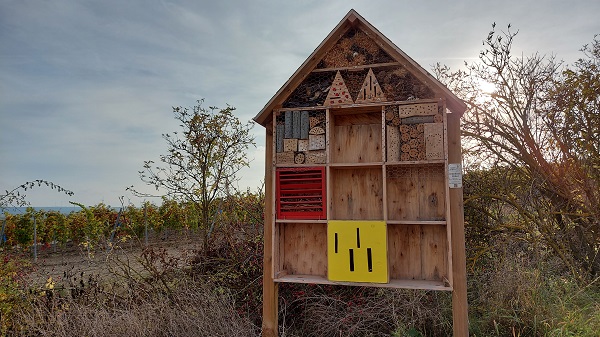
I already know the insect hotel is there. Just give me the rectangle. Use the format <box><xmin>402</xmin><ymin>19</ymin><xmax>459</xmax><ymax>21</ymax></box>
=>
<box><xmin>254</xmin><ymin>10</ymin><xmax>468</xmax><ymax>336</ymax></box>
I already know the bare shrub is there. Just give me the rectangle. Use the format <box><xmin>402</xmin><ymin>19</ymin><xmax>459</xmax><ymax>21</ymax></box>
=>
<box><xmin>278</xmin><ymin>284</ymin><xmax>452</xmax><ymax>337</ymax></box>
<box><xmin>11</xmin><ymin>281</ymin><xmax>256</xmax><ymax>337</ymax></box>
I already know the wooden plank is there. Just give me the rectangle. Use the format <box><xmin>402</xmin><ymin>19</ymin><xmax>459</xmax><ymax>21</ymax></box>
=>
<box><xmin>300</xmin><ymin>111</ymin><xmax>310</xmax><ymax>139</ymax></box>
<box><xmin>274</xmin><ymin>274</ymin><xmax>452</xmax><ymax>291</ymax></box>
<box><xmin>330</xmin><ymin>167</ymin><xmax>383</xmax><ymax>220</ymax></box>
<box><xmin>262</xmin><ymin>126</ymin><xmax>278</xmax><ymax>337</ymax></box>
<box><xmin>331</xmin><ymin>124</ymin><xmax>382</xmax><ymax>163</ymax></box>
<box><xmin>448</xmin><ymin>111</ymin><xmax>468</xmax><ymax>337</ymax></box>
<box><xmin>311</xmin><ymin>61</ymin><xmax>401</xmax><ymax>73</ymax></box>
<box><xmin>388</xmin><ymin>224</ymin><xmax>422</xmax><ymax>280</ymax></box>
<box><xmin>421</xmin><ymin>224</ymin><xmax>448</xmax><ymax>281</ymax></box>
<box><xmin>333</xmin><ymin>111</ymin><xmax>380</xmax><ymax>125</ymax></box>
<box><xmin>281</xmin><ymin>222</ymin><xmax>327</xmax><ymax>276</ymax></box>
<box><xmin>386</xmin><ymin>166</ymin><xmax>419</xmax><ymax>221</ymax></box>
<box><xmin>418</xmin><ymin>165</ymin><xmax>446</xmax><ymax>220</ymax></box>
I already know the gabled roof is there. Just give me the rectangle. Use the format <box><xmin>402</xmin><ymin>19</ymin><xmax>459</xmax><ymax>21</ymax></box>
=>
<box><xmin>253</xmin><ymin>9</ymin><xmax>466</xmax><ymax>126</ymax></box>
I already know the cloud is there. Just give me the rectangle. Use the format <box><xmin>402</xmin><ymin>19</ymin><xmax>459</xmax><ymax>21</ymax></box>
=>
<box><xmin>1</xmin><ymin>0</ymin><xmax>598</xmax><ymax>206</ymax></box>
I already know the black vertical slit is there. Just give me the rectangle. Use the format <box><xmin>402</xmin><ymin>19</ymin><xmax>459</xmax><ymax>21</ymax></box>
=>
<box><xmin>374</xmin><ymin>85</ymin><xmax>377</xmax><ymax>96</ymax></box>
<box><xmin>367</xmin><ymin>248</ymin><xmax>373</xmax><ymax>272</ymax></box>
<box><xmin>363</xmin><ymin>88</ymin><xmax>366</xmax><ymax>98</ymax></box>
<box><xmin>349</xmin><ymin>249</ymin><xmax>354</xmax><ymax>271</ymax></box>
<box><xmin>335</xmin><ymin>233</ymin><xmax>338</xmax><ymax>253</ymax></box>
<box><xmin>370</xmin><ymin>76</ymin><xmax>373</xmax><ymax>91</ymax></box>
<box><xmin>356</xmin><ymin>228</ymin><xmax>360</xmax><ymax>248</ymax></box>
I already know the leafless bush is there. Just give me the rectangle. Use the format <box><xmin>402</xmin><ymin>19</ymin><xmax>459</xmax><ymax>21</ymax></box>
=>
<box><xmin>10</xmin><ymin>277</ymin><xmax>257</xmax><ymax>337</ymax></box>
<box><xmin>278</xmin><ymin>284</ymin><xmax>452</xmax><ymax>337</ymax></box>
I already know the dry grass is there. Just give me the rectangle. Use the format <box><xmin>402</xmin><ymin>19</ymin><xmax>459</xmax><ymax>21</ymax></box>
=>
<box><xmin>11</xmin><ymin>282</ymin><xmax>256</xmax><ymax>337</ymax></box>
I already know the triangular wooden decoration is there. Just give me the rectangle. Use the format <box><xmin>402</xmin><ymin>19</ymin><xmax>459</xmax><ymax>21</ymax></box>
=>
<box><xmin>355</xmin><ymin>68</ymin><xmax>386</xmax><ymax>103</ymax></box>
<box><xmin>324</xmin><ymin>71</ymin><xmax>354</xmax><ymax>106</ymax></box>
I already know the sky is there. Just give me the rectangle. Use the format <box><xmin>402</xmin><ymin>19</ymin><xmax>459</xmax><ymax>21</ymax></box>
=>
<box><xmin>1</xmin><ymin>0</ymin><xmax>598</xmax><ymax>208</ymax></box>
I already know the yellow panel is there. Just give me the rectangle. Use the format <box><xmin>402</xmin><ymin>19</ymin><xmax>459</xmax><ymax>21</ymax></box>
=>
<box><xmin>327</xmin><ymin>220</ymin><xmax>388</xmax><ymax>283</ymax></box>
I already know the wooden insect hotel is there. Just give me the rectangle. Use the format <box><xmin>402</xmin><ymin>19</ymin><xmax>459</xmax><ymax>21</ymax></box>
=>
<box><xmin>254</xmin><ymin>10</ymin><xmax>468</xmax><ymax>336</ymax></box>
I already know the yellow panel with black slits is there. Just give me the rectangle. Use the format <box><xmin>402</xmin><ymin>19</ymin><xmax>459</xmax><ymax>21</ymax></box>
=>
<box><xmin>327</xmin><ymin>220</ymin><xmax>388</xmax><ymax>283</ymax></box>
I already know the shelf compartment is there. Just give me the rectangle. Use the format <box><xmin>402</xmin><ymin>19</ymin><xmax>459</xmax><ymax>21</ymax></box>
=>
<box><xmin>386</xmin><ymin>164</ymin><xmax>446</xmax><ymax>221</ymax></box>
<box><xmin>276</xmin><ymin>222</ymin><xmax>327</xmax><ymax>277</ymax></box>
<box><xmin>330</xmin><ymin>109</ymin><xmax>382</xmax><ymax>163</ymax></box>
<box><xmin>388</xmin><ymin>224</ymin><xmax>449</xmax><ymax>283</ymax></box>
<box><xmin>276</xmin><ymin>167</ymin><xmax>326</xmax><ymax>220</ymax></box>
<box><xmin>330</xmin><ymin>166</ymin><xmax>383</xmax><ymax>220</ymax></box>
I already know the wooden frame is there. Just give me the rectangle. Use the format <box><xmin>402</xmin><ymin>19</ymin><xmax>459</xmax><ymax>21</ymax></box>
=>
<box><xmin>256</xmin><ymin>10</ymin><xmax>468</xmax><ymax>337</ymax></box>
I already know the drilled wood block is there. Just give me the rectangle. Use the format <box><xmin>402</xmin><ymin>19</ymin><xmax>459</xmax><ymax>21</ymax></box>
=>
<box><xmin>398</xmin><ymin>103</ymin><xmax>438</xmax><ymax>118</ymax></box>
<box><xmin>401</xmin><ymin>115</ymin><xmax>434</xmax><ymax>125</ymax></box>
<box><xmin>293</xmin><ymin>110</ymin><xmax>301</xmax><ymax>139</ymax></box>
<box><xmin>284</xmin><ymin>111</ymin><xmax>293</xmax><ymax>138</ymax></box>
<box><xmin>386</xmin><ymin>125</ymin><xmax>400</xmax><ymax>162</ymax></box>
<box><xmin>306</xmin><ymin>150</ymin><xmax>326</xmax><ymax>164</ymax></box>
<box><xmin>309</xmin><ymin>117</ymin><xmax>321</xmax><ymax>128</ymax></box>
<box><xmin>300</xmin><ymin>111</ymin><xmax>310</xmax><ymax>139</ymax></box>
<box><xmin>434</xmin><ymin>113</ymin><xmax>443</xmax><ymax>123</ymax></box>
<box><xmin>284</xmin><ymin>138</ymin><xmax>298</xmax><ymax>152</ymax></box>
<box><xmin>309</xmin><ymin>126</ymin><xmax>325</xmax><ymax>135</ymax></box>
<box><xmin>325</xmin><ymin>71</ymin><xmax>354</xmax><ymax>106</ymax></box>
<box><xmin>294</xmin><ymin>152</ymin><xmax>306</xmax><ymax>164</ymax></box>
<box><xmin>309</xmin><ymin>134</ymin><xmax>326</xmax><ymax>150</ymax></box>
<box><xmin>277</xmin><ymin>152</ymin><xmax>295</xmax><ymax>164</ymax></box>
<box><xmin>424</xmin><ymin>123</ymin><xmax>444</xmax><ymax>160</ymax></box>
<box><xmin>355</xmin><ymin>68</ymin><xmax>386</xmax><ymax>103</ymax></box>
<box><xmin>276</xmin><ymin>124</ymin><xmax>284</xmax><ymax>153</ymax></box>
<box><xmin>298</xmin><ymin>139</ymin><xmax>309</xmax><ymax>152</ymax></box>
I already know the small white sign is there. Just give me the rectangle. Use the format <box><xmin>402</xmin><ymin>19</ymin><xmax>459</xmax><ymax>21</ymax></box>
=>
<box><xmin>448</xmin><ymin>163</ymin><xmax>463</xmax><ymax>188</ymax></box>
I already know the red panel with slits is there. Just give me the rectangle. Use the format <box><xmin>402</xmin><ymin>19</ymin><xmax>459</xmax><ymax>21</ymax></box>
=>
<box><xmin>276</xmin><ymin>167</ymin><xmax>326</xmax><ymax>219</ymax></box>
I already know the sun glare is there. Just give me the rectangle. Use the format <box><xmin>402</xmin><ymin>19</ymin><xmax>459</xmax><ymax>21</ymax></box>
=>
<box><xmin>475</xmin><ymin>79</ymin><xmax>496</xmax><ymax>103</ymax></box>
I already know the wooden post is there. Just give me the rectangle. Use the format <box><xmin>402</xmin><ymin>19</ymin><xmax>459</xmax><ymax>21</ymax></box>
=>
<box><xmin>262</xmin><ymin>124</ymin><xmax>279</xmax><ymax>337</ymax></box>
<box><xmin>447</xmin><ymin>112</ymin><xmax>469</xmax><ymax>336</ymax></box>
